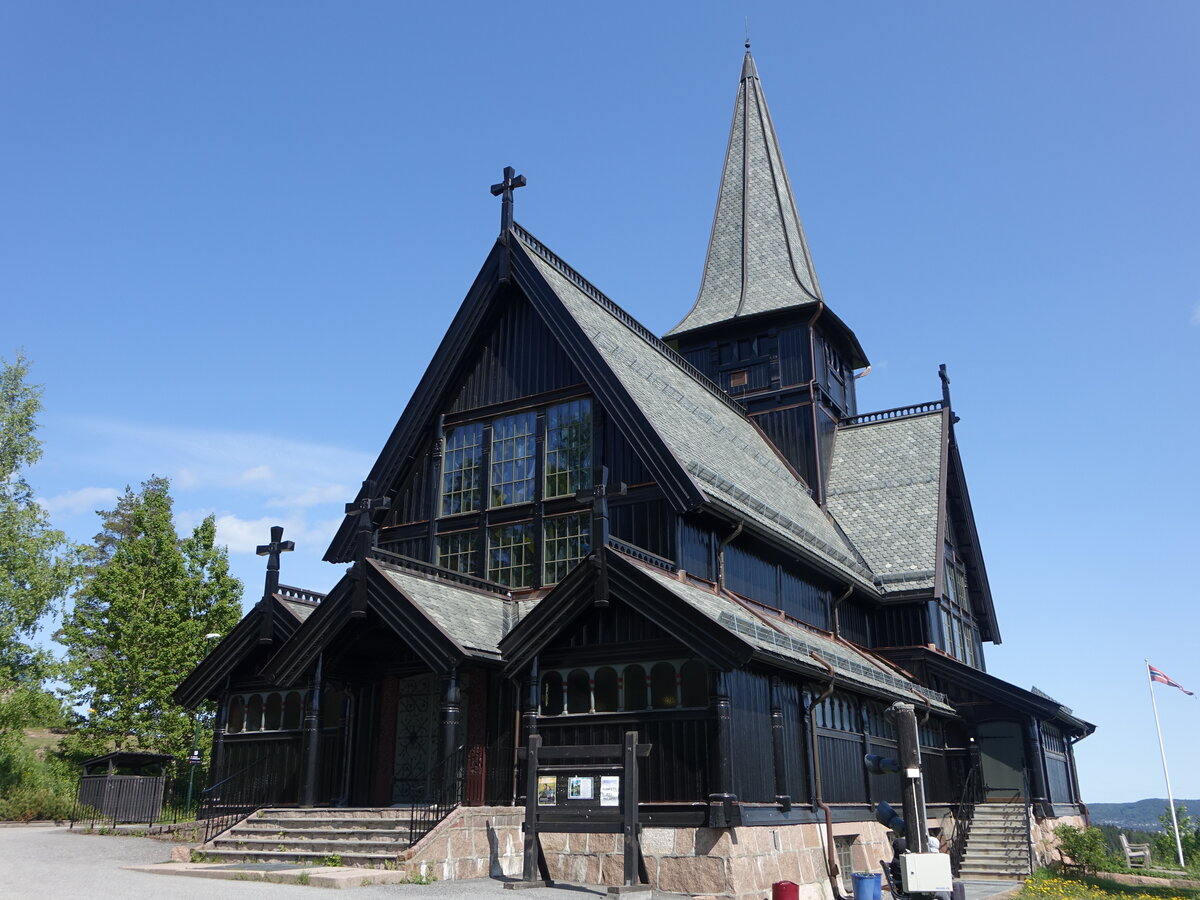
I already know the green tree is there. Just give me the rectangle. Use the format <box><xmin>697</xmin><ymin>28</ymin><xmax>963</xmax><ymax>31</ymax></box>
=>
<box><xmin>0</xmin><ymin>354</ymin><xmax>76</xmax><ymax>698</ymax></box>
<box><xmin>60</xmin><ymin>478</ymin><xmax>243</xmax><ymax>759</ymax></box>
<box><xmin>1154</xmin><ymin>805</ymin><xmax>1200</xmax><ymax>868</ymax></box>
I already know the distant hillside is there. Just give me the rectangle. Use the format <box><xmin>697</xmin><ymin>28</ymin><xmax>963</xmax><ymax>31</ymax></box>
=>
<box><xmin>1089</xmin><ymin>799</ymin><xmax>1200</xmax><ymax>830</ymax></box>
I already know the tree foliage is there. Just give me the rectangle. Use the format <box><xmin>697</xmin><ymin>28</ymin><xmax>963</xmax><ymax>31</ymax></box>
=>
<box><xmin>60</xmin><ymin>478</ymin><xmax>243</xmax><ymax>759</ymax></box>
<box><xmin>0</xmin><ymin>354</ymin><xmax>76</xmax><ymax>688</ymax></box>
<box><xmin>1155</xmin><ymin>805</ymin><xmax>1200</xmax><ymax>867</ymax></box>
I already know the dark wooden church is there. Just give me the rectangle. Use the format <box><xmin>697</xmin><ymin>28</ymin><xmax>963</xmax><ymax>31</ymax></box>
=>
<box><xmin>178</xmin><ymin>49</ymin><xmax>1092</xmax><ymax>896</ymax></box>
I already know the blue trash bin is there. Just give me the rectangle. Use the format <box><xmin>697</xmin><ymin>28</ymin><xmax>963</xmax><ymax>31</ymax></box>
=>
<box><xmin>852</xmin><ymin>873</ymin><xmax>878</xmax><ymax>900</ymax></box>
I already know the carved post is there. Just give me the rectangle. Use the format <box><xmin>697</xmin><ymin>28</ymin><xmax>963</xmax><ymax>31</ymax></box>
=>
<box><xmin>210</xmin><ymin>689</ymin><xmax>230</xmax><ymax>786</ymax></box>
<box><xmin>770</xmin><ymin>675</ymin><xmax>791</xmax><ymax>810</ymax></box>
<box><xmin>1025</xmin><ymin>717</ymin><xmax>1049</xmax><ymax>813</ymax></box>
<box><xmin>440</xmin><ymin>667</ymin><xmax>462</xmax><ymax>761</ymax></box>
<box><xmin>300</xmin><ymin>654</ymin><xmax>324</xmax><ymax>808</ymax></box>
<box><xmin>707</xmin><ymin>669</ymin><xmax>739</xmax><ymax>826</ymax></box>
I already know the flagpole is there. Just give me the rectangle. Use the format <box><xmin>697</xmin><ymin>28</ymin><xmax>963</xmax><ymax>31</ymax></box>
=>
<box><xmin>1146</xmin><ymin>659</ymin><xmax>1186</xmax><ymax>869</ymax></box>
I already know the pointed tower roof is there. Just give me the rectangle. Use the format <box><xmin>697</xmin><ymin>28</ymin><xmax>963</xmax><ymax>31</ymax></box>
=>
<box><xmin>667</xmin><ymin>48</ymin><xmax>826</xmax><ymax>338</ymax></box>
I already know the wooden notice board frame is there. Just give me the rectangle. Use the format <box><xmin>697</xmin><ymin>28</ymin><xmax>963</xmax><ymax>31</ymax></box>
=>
<box><xmin>506</xmin><ymin>731</ymin><xmax>651</xmax><ymax>894</ymax></box>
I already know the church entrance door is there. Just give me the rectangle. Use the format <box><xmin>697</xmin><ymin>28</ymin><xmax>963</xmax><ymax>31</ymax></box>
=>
<box><xmin>977</xmin><ymin>720</ymin><xmax>1025</xmax><ymax>800</ymax></box>
<box><xmin>392</xmin><ymin>673</ymin><xmax>439</xmax><ymax>804</ymax></box>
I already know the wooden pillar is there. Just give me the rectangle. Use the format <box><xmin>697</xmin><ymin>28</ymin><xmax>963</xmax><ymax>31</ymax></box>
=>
<box><xmin>371</xmin><ymin>675</ymin><xmax>400</xmax><ymax>805</ymax></box>
<box><xmin>440</xmin><ymin>667</ymin><xmax>462</xmax><ymax>760</ymax></box>
<box><xmin>802</xmin><ymin>687</ymin><xmax>819</xmax><ymax>805</ymax></box>
<box><xmin>1024</xmin><ymin>717</ymin><xmax>1049</xmax><ymax>811</ymax></box>
<box><xmin>300</xmin><ymin>653</ymin><xmax>323</xmax><ymax>808</ymax></box>
<box><xmin>707</xmin><ymin>669</ymin><xmax>739</xmax><ymax>826</ymax></box>
<box><xmin>210</xmin><ymin>688</ymin><xmax>230</xmax><ymax>785</ymax></box>
<box><xmin>770</xmin><ymin>675</ymin><xmax>791</xmax><ymax>810</ymax></box>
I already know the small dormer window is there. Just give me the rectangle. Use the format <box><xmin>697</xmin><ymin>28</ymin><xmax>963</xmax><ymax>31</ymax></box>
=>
<box><xmin>729</xmin><ymin>369</ymin><xmax>748</xmax><ymax>388</ymax></box>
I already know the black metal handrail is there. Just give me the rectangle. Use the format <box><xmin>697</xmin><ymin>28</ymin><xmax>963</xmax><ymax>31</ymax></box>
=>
<box><xmin>196</xmin><ymin>755</ymin><xmax>282</xmax><ymax>844</ymax></box>
<box><xmin>947</xmin><ymin>764</ymin><xmax>980</xmax><ymax>875</ymax></box>
<box><xmin>403</xmin><ymin>744</ymin><xmax>467</xmax><ymax>846</ymax></box>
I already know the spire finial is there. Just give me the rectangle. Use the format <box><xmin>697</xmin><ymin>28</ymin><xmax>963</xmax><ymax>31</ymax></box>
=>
<box><xmin>744</xmin><ymin>18</ymin><xmax>750</xmax><ymax>49</ymax></box>
<box><xmin>490</xmin><ymin>165</ymin><xmax>527</xmax><ymax>236</ymax></box>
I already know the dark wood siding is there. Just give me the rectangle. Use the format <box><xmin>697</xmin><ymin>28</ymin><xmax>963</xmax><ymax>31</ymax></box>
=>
<box><xmin>817</xmin><ymin>730</ymin><xmax>867</xmax><ymax>803</ymax></box>
<box><xmin>839</xmin><ymin>601</ymin><xmax>871</xmax><ymax>647</ymax></box>
<box><xmin>610</xmin><ymin>498</ymin><xmax>674</xmax><ymax>562</ymax></box>
<box><xmin>679</xmin><ymin>519</ymin><xmax>712</xmax><ymax>580</ymax></box>
<box><xmin>727</xmin><ymin>669</ymin><xmax>775</xmax><ymax>803</ymax></box>
<box><xmin>779</xmin><ymin>677</ymin><xmax>809</xmax><ymax>803</ymax></box>
<box><xmin>778</xmin><ymin>324</ymin><xmax>812</xmax><ymax>386</ymax></box>
<box><xmin>781</xmin><ymin>570</ymin><xmax>831</xmax><ymax>631</ymax></box>
<box><xmin>877</xmin><ymin>605</ymin><xmax>928</xmax><ymax>647</ymax></box>
<box><xmin>753</xmin><ymin>405</ymin><xmax>816</xmax><ymax>491</ymax></box>
<box><xmin>447</xmin><ymin>296</ymin><xmax>583</xmax><ymax>414</ymax></box>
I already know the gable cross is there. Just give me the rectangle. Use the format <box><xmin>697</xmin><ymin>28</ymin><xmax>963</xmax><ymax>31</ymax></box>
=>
<box><xmin>255</xmin><ymin>525</ymin><xmax>295</xmax><ymax>644</ymax></box>
<box><xmin>490</xmin><ymin>165</ymin><xmax>527</xmax><ymax>236</ymax></box>
<box><xmin>345</xmin><ymin>480</ymin><xmax>391</xmax><ymax>617</ymax></box>
<box><xmin>576</xmin><ymin>466</ymin><xmax>627</xmax><ymax>608</ymax></box>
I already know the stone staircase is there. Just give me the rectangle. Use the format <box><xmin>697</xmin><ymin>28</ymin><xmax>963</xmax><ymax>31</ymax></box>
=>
<box><xmin>202</xmin><ymin>808</ymin><xmax>416</xmax><ymax>868</ymax></box>
<box><xmin>957</xmin><ymin>801</ymin><xmax>1032</xmax><ymax>881</ymax></box>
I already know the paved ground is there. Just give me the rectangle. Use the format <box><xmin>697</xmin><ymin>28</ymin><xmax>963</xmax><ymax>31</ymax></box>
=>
<box><xmin>0</xmin><ymin>825</ymin><xmax>1023</xmax><ymax>900</ymax></box>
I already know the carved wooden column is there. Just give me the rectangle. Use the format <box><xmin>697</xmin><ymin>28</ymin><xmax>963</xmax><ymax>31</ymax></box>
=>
<box><xmin>708</xmin><ymin>669</ymin><xmax>739</xmax><ymax>826</ymax></box>
<box><xmin>770</xmin><ymin>675</ymin><xmax>791</xmax><ymax>810</ymax></box>
<box><xmin>300</xmin><ymin>653</ymin><xmax>323</xmax><ymax>808</ymax></box>
<box><xmin>1024</xmin><ymin>716</ymin><xmax>1049</xmax><ymax>814</ymax></box>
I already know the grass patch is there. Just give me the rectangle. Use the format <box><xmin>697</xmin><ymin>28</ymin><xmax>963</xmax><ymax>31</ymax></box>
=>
<box><xmin>1020</xmin><ymin>870</ymin><xmax>1200</xmax><ymax>900</ymax></box>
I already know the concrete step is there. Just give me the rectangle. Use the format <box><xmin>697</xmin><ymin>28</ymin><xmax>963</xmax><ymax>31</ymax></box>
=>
<box><xmin>235</xmin><ymin>820</ymin><xmax>411</xmax><ymax>836</ymax></box>
<box><xmin>212</xmin><ymin>837</ymin><xmax>411</xmax><ymax>856</ymax></box>
<box><xmin>226</xmin><ymin>827</ymin><xmax>411</xmax><ymax>844</ymax></box>
<box><xmin>197</xmin><ymin>848</ymin><xmax>403</xmax><ymax>868</ymax></box>
<box><xmin>958</xmin><ymin>870</ymin><xmax>1028</xmax><ymax>882</ymax></box>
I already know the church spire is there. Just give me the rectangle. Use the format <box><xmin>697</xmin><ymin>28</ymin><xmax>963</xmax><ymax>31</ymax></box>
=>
<box><xmin>667</xmin><ymin>48</ymin><xmax>824</xmax><ymax>337</ymax></box>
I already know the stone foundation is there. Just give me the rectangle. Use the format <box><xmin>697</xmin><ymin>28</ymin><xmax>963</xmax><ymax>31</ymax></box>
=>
<box><xmin>407</xmin><ymin>807</ymin><xmax>928</xmax><ymax>900</ymax></box>
<box><xmin>1030</xmin><ymin>812</ymin><xmax>1087</xmax><ymax>869</ymax></box>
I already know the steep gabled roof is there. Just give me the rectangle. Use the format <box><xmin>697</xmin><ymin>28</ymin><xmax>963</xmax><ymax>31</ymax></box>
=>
<box><xmin>827</xmin><ymin>408</ymin><xmax>946</xmax><ymax>594</ymax></box>
<box><xmin>266</xmin><ymin>554</ymin><xmax>520</xmax><ymax>686</ymax></box>
<box><xmin>501</xmin><ymin>545</ymin><xmax>949</xmax><ymax>711</ymax></box>
<box><xmin>510</xmin><ymin>226</ymin><xmax>876</xmax><ymax>592</ymax></box>
<box><xmin>174</xmin><ymin>591</ymin><xmax>316</xmax><ymax>708</ymax></box>
<box><xmin>666</xmin><ymin>51</ymin><xmax>820</xmax><ymax>337</ymax></box>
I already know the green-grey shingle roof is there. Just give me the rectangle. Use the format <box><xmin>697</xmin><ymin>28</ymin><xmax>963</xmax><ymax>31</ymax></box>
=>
<box><xmin>826</xmin><ymin>410</ymin><xmax>945</xmax><ymax>593</ymax></box>
<box><xmin>667</xmin><ymin>50</ymin><xmax>823</xmax><ymax>338</ymax></box>
<box><xmin>518</xmin><ymin>237</ymin><xmax>876</xmax><ymax>592</ymax></box>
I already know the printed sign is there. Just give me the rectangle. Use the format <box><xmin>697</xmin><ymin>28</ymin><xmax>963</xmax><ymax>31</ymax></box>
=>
<box><xmin>537</xmin><ymin>775</ymin><xmax>557</xmax><ymax>806</ymax></box>
<box><xmin>567</xmin><ymin>776</ymin><xmax>594</xmax><ymax>800</ymax></box>
<box><xmin>600</xmin><ymin>775</ymin><xmax>620</xmax><ymax>807</ymax></box>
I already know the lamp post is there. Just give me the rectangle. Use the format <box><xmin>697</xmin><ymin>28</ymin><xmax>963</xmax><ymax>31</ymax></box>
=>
<box><xmin>184</xmin><ymin>633</ymin><xmax>223</xmax><ymax>819</ymax></box>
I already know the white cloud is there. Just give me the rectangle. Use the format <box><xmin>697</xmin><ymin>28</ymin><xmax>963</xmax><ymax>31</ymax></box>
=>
<box><xmin>40</xmin><ymin>486</ymin><xmax>121</xmax><ymax>516</ymax></box>
<box><xmin>239</xmin><ymin>465</ymin><xmax>273</xmax><ymax>483</ymax></box>
<box><xmin>265</xmin><ymin>483</ymin><xmax>349</xmax><ymax>509</ymax></box>
<box><xmin>1192</xmin><ymin>303</ymin><xmax>1200</xmax><ymax>326</ymax></box>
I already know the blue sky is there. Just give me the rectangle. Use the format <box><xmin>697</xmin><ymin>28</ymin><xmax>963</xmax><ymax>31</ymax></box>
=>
<box><xmin>2</xmin><ymin>2</ymin><xmax>1197</xmax><ymax>802</ymax></box>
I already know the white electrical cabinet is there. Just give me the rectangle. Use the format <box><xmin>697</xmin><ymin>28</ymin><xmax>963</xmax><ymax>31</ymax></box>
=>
<box><xmin>900</xmin><ymin>853</ymin><xmax>952</xmax><ymax>893</ymax></box>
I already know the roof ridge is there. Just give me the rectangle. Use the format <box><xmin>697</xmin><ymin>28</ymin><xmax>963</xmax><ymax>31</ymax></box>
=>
<box><xmin>510</xmin><ymin>222</ymin><xmax>750</xmax><ymax>420</ymax></box>
<box><xmin>840</xmin><ymin>400</ymin><xmax>944</xmax><ymax>428</ymax></box>
<box><xmin>369</xmin><ymin>547</ymin><xmax>512</xmax><ymax>597</ymax></box>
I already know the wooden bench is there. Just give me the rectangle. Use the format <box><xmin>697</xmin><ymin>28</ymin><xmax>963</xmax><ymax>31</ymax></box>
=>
<box><xmin>1120</xmin><ymin>834</ymin><xmax>1151</xmax><ymax>869</ymax></box>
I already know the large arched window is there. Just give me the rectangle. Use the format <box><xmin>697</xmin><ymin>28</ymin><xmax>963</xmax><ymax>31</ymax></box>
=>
<box><xmin>567</xmin><ymin>669</ymin><xmax>591</xmax><ymax>714</ymax></box>
<box><xmin>593</xmin><ymin>667</ymin><xmax>618</xmax><ymax>713</ymax></box>
<box><xmin>623</xmin><ymin>665</ymin><xmax>648</xmax><ymax>711</ymax></box>
<box><xmin>227</xmin><ymin>696</ymin><xmax>245</xmax><ymax>734</ymax></box>
<box><xmin>651</xmin><ymin>662</ymin><xmax>678</xmax><ymax>709</ymax></box>
<box><xmin>680</xmin><ymin>661</ymin><xmax>707</xmax><ymax>708</ymax></box>
<box><xmin>540</xmin><ymin>672</ymin><xmax>564</xmax><ymax>716</ymax></box>
<box><xmin>264</xmin><ymin>693</ymin><xmax>283</xmax><ymax>731</ymax></box>
<box><xmin>245</xmin><ymin>695</ymin><xmax>263</xmax><ymax>732</ymax></box>
<box><xmin>282</xmin><ymin>691</ymin><xmax>302</xmax><ymax>730</ymax></box>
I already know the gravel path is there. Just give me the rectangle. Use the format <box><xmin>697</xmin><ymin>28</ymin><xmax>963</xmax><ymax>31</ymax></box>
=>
<box><xmin>0</xmin><ymin>826</ymin><xmax>608</xmax><ymax>900</ymax></box>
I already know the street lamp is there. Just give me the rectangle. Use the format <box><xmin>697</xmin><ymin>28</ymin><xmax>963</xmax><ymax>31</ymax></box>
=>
<box><xmin>184</xmin><ymin>632</ymin><xmax>222</xmax><ymax>818</ymax></box>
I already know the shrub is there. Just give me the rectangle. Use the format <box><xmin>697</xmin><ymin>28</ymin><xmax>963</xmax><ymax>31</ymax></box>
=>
<box><xmin>1055</xmin><ymin>825</ymin><xmax>1113</xmax><ymax>873</ymax></box>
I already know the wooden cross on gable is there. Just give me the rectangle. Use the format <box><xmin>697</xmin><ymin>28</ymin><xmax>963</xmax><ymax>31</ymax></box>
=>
<box><xmin>345</xmin><ymin>480</ymin><xmax>391</xmax><ymax>617</ymax></box>
<box><xmin>255</xmin><ymin>525</ymin><xmax>294</xmax><ymax>645</ymax></box>
<box><xmin>490</xmin><ymin>165</ymin><xmax>526</xmax><ymax>235</ymax></box>
<box><xmin>575</xmin><ymin>466</ymin><xmax>626</xmax><ymax>608</ymax></box>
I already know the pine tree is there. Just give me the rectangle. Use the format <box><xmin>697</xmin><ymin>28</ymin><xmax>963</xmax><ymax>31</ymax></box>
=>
<box><xmin>0</xmin><ymin>355</ymin><xmax>76</xmax><ymax>691</ymax></box>
<box><xmin>60</xmin><ymin>478</ymin><xmax>243</xmax><ymax>759</ymax></box>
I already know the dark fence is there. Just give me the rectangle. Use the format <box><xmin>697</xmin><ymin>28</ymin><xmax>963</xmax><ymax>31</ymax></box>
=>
<box><xmin>197</xmin><ymin>755</ymin><xmax>284</xmax><ymax>844</ymax></box>
<box><xmin>70</xmin><ymin>761</ymin><xmax>207</xmax><ymax>831</ymax></box>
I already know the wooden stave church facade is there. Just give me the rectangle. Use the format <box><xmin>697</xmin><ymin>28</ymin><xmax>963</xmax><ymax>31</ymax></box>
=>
<box><xmin>177</xmin><ymin>48</ymin><xmax>1092</xmax><ymax>872</ymax></box>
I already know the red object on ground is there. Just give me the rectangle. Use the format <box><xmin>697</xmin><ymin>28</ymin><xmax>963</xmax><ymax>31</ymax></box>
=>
<box><xmin>773</xmin><ymin>881</ymin><xmax>799</xmax><ymax>900</ymax></box>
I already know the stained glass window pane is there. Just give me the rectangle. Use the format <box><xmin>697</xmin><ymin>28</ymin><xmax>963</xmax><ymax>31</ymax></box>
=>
<box><xmin>441</xmin><ymin>424</ymin><xmax>483</xmax><ymax>515</ymax></box>
<box><xmin>545</xmin><ymin>399</ymin><xmax>592</xmax><ymax>498</ymax></box>
<box><xmin>487</xmin><ymin>521</ymin><xmax>535</xmax><ymax>588</ymax></box>
<box><xmin>542</xmin><ymin>513</ymin><xmax>591</xmax><ymax>584</ymax></box>
<box><xmin>490</xmin><ymin>412</ymin><xmax>537</xmax><ymax>507</ymax></box>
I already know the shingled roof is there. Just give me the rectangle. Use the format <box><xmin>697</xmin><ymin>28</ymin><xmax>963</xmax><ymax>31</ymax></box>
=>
<box><xmin>512</xmin><ymin>226</ymin><xmax>877</xmax><ymax>593</ymax></box>
<box><xmin>826</xmin><ymin>409</ymin><xmax>946</xmax><ymax>594</ymax></box>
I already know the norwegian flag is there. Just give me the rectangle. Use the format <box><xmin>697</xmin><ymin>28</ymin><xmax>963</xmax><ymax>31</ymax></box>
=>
<box><xmin>1149</xmin><ymin>664</ymin><xmax>1194</xmax><ymax>696</ymax></box>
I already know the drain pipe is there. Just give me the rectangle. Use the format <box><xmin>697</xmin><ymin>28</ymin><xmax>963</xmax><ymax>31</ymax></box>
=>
<box><xmin>808</xmin><ymin>651</ymin><xmax>848</xmax><ymax>900</ymax></box>
<box><xmin>831</xmin><ymin>584</ymin><xmax>853</xmax><ymax>639</ymax></box>
<box><xmin>716</xmin><ymin>519</ymin><xmax>743</xmax><ymax>591</ymax></box>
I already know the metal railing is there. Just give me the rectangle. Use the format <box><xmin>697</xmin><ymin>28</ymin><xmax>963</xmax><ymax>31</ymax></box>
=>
<box><xmin>947</xmin><ymin>764</ymin><xmax>980</xmax><ymax>876</ymax></box>
<box><xmin>196</xmin><ymin>755</ymin><xmax>284</xmax><ymax>844</ymax></box>
<box><xmin>400</xmin><ymin>743</ymin><xmax>467</xmax><ymax>845</ymax></box>
<box><xmin>69</xmin><ymin>761</ymin><xmax>206</xmax><ymax>832</ymax></box>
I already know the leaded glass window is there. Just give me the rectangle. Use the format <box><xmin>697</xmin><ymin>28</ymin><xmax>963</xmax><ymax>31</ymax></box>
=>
<box><xmin>441</xmin><ymin>424</ymin><xmax>483</xmax><ymax>515</ymax></box>
<box><xmin>436</xmin><ymin>531</ymin><xmax>477</xmax><ymax>575</ymax></box>
<box><xmin>543</xmin><ymin>513</ymin><xmax>591</xmax><ymax>584</ymax></box>
<box><xmin>545</xmin><ymin>399</ymin><xmax>592</xmax><ymax>498</ymax></box>
<box><xmin>490</xmin><ymin>412</ymin><xmax>537</xmax><ymax>507</ymax></box>
<box><xmin>487</xmin><ymin>521</ymin><xmax>535</xmax><ymax>587</ymax></box>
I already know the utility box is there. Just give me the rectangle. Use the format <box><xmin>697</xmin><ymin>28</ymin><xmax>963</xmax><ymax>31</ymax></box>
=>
<box><xmin>900</xmin><ymin>853</ymin><xmax>952</xmax><ymax>894</ymax></box>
